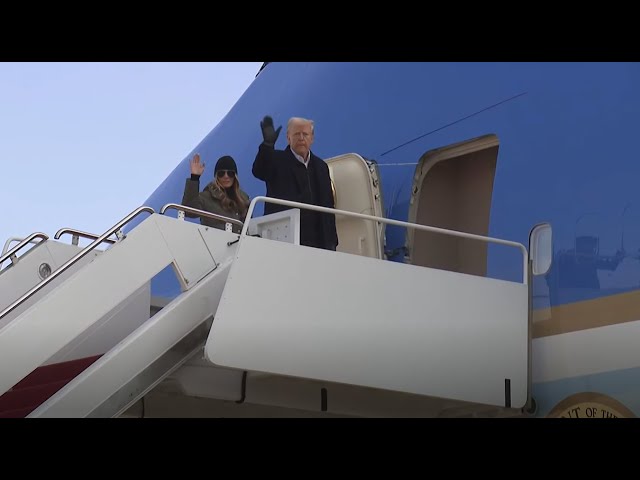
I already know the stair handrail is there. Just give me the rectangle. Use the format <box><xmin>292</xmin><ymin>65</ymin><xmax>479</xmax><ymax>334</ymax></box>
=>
<box><xmin>54</xmin><ymin>228</ymin><xmax>117</xmax><ymax>246</ymax></box>
<box><xmin>244</xmin><ymin>195</ymin><xmax>529</xmax><ymax>284</ymax></box>
<box><xmin>0</xmin><ymin>233</ymin><xmax>49</xmax><ymax>269</ymax></box>
<box><xmin>0</xmin><ymin>206</ymin><xmax>155</xmax><ymax>321</ymax></box>
<box><xmin>160</xmin><ymin>203</ymin><xmax>244</xmax><ymax>229</ymax></box>
<box><xmin>2</xmin><ymin>236</ymin><xmax>44</xmax><ymax>257</ymax></box>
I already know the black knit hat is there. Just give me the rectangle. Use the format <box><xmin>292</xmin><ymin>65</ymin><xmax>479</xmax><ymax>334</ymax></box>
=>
<box><xmin>214</xmin><ymin>155</ymin><xmax>238</xmax><ymax>173</ymax></box>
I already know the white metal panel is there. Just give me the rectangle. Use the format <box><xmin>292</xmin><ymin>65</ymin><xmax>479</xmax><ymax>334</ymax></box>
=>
<box><xmin>0</xmin><ymin>215</ymin><xmax>174</xmax><ymax>395</ymax></box>
<box><xmin>241</xmin><ymin>371</ymin><xmax>510</xmax><ymax>417</ymax></box>
<box><xmin>44</xmin><ymin>283</ymin><xmax>151</xmax><ymax>365</ymax></box>
<box><xmin>30</xmin><ymin>257</ymin><xmax>235</xmax><ymax>417</ymax></box>
<box><xmin>198</xmin><ymin>226</ymin><xmax>245</xmax><ymax>271</ymax></box>
<box><xmin>153</xmin><ymin>214</ymin><xmax>217</xmax><ymax>289</ymax></box>
<box><xmin>168</xmin><ymin>361</ymin><xmax>245</xmax><ymax>402</ymax></box>
<box><xmin>206</xmin><ymin>236</ymin><xmax>529</xmax><ymax>408</ymax></box>
<box><xmin>247</xmin><ymin>209</ymin><xmax>300</xmax><ymax>245</ymax></box>
<box><xmin>0</xmin><ymin>241</ymin><xmax>100</xmax><ymax>329</ymax></box>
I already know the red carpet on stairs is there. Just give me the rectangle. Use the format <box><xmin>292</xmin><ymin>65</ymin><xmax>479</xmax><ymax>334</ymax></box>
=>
<box><xmin>0</xmin><ymin>355</ymin><xmax>102</xmax><ymax>418</ymax></box>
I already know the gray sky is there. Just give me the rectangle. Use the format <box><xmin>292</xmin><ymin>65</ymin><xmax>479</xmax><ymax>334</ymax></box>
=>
<box><xmin>0</xmin><ymin>62</ymin><xmax>262</xmax><ymax>250</ymax></box>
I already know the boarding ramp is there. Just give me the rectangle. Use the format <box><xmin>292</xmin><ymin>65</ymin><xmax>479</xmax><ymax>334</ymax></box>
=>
<box><xmin>0</xmin><ymin>204</ymin><xmax>242</xmax><ymax>417</ymax></box>
<box><xmin>206</xmin><ymin>196</ymin><xmax>531</xmax><ymax>410</ymax></box>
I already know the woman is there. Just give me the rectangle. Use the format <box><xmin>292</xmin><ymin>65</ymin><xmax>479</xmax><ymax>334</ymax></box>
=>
<box><xmin>181</xmin><ymin>153</ymin><xmax>250</xmax><ymax>233</ymax></box>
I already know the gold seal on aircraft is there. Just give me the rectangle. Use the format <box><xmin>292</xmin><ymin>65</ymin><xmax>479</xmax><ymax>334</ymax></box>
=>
<box><xmin>547</xmin><ymin>392</ymin><xmax>635</xmax><ymax>418</ymax></box>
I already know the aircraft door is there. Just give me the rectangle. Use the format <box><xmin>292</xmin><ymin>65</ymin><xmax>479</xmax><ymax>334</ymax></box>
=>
<box><xmin>407</xmin><ymin>134</ymin><xmax>499</xmax><ymax>277</ymax></box>
<box><xmin>326</xmin><ymin>153</ymin><xmax>385</xmax><ymax>259</ymax></box>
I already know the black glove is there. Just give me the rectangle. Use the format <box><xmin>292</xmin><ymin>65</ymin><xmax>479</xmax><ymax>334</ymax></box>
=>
<box><xmin>260</xmin><ymin>115</ymin><xmax>282</xmax><ymax>147</ymax></box>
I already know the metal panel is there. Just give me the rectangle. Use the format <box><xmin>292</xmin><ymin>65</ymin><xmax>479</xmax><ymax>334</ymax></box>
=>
<box><xmin>206</xmin><ymin>236</ymin><xmax>529</xmax><ymax>408</ymax></box>
<box><xmin>0</xmin><ymin>241</ymin><xmax>100</xmax><ymax>329</ymax></box>
<box><xmin>30</xmin><ymin>258</ymin><xmax>235</xmax><ymax>417</ymax></box>
<box><xmin>247</xmin><ymin>209</ymin><xmax>300</xmax><ymax>245</ymax></box>
<box><xmin>197</xmin><ymin>226</ymin><xmax>246</xmax><ymax>272</ymax></box>
<box><xmin>44</xmin><ymin>283</ymin><xmax>151</xmax><ymax>365</ymax></box>
<box><xmin>167</xmin><ymin>361</ymin><xmax>245</xmax><ymax>402</ymax></box>
<box><xmin>0</xmin><ymin>216</ymin><xmax>174</xmax><ymax>395</ymax></box>
<box><xmin>153</xmin><ymin>214</ymin><xmax>217</xmax><ymax>289</ymax></box>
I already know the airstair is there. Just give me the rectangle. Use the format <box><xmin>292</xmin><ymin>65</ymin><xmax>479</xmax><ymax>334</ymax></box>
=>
<box><xmin>0</xmin><ymin>205</ymin><xmax>243</xmax><ymax>417</ymax></box>
<box><xmin>0</xmin><ymin>195</ymin><xmax>538</xmax><ymax>417</ymax></box>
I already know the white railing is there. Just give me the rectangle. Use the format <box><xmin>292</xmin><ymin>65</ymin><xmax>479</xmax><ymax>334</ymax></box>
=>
<box><xmin>54</xmin><ymin>228</ymin><xmax>117</xmax><ymax>246</ymax></box>
<box><xmin>0</xmin><ymin>206</ymin><xmax>155</xmax><ymax>321</ymax></box>
<box><xmin>244</xmin><ymin>196</ymin><xmax>529</xmax><ymax>284</ymax></box>
<box><xmin>0</xmin><ymin>233</ymin><xmax>49</xmax><ymax>269</ymax></box>
<box><xmin>160</xmin><ymin>203</ymin><xmax>244</xmax><ymax>232</ymax></box>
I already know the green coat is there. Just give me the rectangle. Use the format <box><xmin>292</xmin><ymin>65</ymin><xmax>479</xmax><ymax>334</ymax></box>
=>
<box><xmin>181</xmin><ymin>178</ymin><xmax>250</xmax><ymax>234</ymax></box>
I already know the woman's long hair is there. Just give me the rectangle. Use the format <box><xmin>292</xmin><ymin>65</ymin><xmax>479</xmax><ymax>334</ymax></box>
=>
<box><xmin>214</xmin><ymin>176</ymin><xmax>249</xmax><ymax>218</ymax></box>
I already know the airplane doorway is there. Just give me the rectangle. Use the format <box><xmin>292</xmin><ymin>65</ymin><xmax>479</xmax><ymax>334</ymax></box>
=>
<box><xmin>407</xmin><ymin>134</ymin><xmax>499</xmax><ymax>277</ymax></box>
<box><xmin>326</xmin><ymin>153</ymin><xmax>385</xmax><ymax>259</ymax></box>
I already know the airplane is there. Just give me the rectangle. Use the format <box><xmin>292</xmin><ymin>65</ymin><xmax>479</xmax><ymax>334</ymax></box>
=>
<box><xmin>1</xmin><ymin>62</ymin><xmax>638</xmax><ymax>418</ymax></box>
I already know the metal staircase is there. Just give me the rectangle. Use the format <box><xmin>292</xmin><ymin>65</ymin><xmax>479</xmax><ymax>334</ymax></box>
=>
<box><xmin>0</xmin><ymin>204</ymin><xmax>242</xmax><ymax>417</ymax></box>
<box><xmin>0</xmin><ymin>196</ymin><xmax>539</xmax><ymax>417</ymax></box>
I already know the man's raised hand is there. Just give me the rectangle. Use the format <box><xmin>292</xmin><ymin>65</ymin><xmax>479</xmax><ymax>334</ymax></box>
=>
<box><xmin>260</xmin><ymin>115</ymin><xmax>282</xmax><ymax>147</ymax></box>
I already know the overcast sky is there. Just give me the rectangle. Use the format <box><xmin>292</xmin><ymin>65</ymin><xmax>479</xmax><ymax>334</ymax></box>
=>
<box><xmin>0</xmin><ymin>62</ymin><xmax>262</xmax><ymax>251</ymax></box>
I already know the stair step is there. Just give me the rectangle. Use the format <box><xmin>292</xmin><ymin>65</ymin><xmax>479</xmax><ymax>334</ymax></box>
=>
<box><xmin>0</xmin><ymin>406</ymin><xmax>38</xmax><ymax>418</ymax></box>
<box><xmin>11</xmin><ymin>355</ymin><xmax>101</xmax><ymax>390</ymax></box>
<box><xmin>0</xmin><ymin>355</ymin><xmax>103</xmax><ymax>417</ymax></box>
<box><xmin>0</xmin><ymin>379</ymin><xmax>68</xmax><ymax>414</ymax></box>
